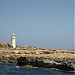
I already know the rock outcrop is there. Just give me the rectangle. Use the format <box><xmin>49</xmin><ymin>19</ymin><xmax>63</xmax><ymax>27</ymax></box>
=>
<box><xmin>0</xmin><ymin>47</ymin><xmax>75</xmax><ymax>71</ymax></box>
<box><xmin>17</xmin><ymin>57</ymin><xmax>74</xmax><ymax>71</ymax></box>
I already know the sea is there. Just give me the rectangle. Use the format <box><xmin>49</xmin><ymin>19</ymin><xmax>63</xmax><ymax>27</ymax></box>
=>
<box><xmin>0</xmin><ymin>63</ymin><xmax>75</xmax><ymax>75</ymax></box>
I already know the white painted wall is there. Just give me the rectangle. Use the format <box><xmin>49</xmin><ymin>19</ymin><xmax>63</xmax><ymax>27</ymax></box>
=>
<box><xmin>11</xmin><ymin>33</ymin><xmax>16</xmax><ymax>48</ymax></box>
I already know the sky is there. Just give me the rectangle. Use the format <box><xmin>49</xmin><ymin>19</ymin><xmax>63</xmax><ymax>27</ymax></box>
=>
<box><xmin>74</xmin><ymin>0</ymin><xmax>75</xmax><ymax>50</ymax></box>
<box><xmin>0</xmin><ymin>0</ymin><xmax>74</xmax><ymax>50</ymax></box>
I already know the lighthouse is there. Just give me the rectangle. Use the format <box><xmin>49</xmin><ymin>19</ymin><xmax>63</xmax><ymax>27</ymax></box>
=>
<box><xmin>11</xmin><ymin>33</ymin><xmax>16</xmax><ymax>48</ymax></box>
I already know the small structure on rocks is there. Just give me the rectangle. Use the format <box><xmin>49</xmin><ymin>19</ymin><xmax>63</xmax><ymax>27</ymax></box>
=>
<box><xmin>0</xmin><ymin>42</ymin><xmax>10</xmax><ymax>48</ymax></box>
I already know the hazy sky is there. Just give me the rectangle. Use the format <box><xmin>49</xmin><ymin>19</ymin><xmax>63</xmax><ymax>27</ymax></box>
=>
<box><xmin>74</xmin><ymin>0</ymin><xmax>75</xmax><ymax>50</ymax></box>
<box><xmin>0</xmin><ymin>0</ymin><xmax>74</xmax><ymax>50</ymax></box>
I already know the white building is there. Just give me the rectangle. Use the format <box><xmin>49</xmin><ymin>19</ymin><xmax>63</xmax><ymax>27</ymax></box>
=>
<box><xmin>11</xmin><ymin>33</ymin><xmax>16</xmax><ymax>48</ymax></box>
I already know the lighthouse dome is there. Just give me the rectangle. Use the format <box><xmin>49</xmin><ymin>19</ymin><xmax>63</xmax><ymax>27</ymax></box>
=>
<box><xmin>12</xmin><ymin>33</ymin><xmax>15</xmax><ymax>36</ymax></box>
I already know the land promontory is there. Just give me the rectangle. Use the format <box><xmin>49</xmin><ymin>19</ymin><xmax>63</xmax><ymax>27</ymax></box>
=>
<box><xmin>0</xmin><ymin>46</ymin><xmax>75</xmax><ymax>71</ymax></box>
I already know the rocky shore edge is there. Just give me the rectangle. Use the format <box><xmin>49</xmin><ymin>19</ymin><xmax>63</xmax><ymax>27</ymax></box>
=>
<box><xmin>0</xmin><ymin>47</ymin><xmax>75</xmax><ymax>71</ymax></box>
<box><xmin>17</xmin><ymin>57</ymin><xmax>75</xmax><ymax>71</ymax></box>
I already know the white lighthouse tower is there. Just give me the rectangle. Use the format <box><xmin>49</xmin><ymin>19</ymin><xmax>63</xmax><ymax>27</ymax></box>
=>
<box><xmin>11</xmin><ymin>33</ymin><xmax>16</xmax><ymax>48</ymax></box>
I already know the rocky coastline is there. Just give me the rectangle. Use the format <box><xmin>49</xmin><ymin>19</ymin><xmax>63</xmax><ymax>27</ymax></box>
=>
<box><xmin>17</xmin><ymin>57</ymin><xmax>75</xmax><ymax>71</ymax></box>
<box><xmin>0</xmin><ymin>46</ymin><xmax>75</xmax><ymax>71</ymax></box>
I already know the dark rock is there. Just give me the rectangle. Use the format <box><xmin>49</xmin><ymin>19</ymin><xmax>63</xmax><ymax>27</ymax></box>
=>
<box><xmin>17</xmin><ymin>57</ymin><xmax>29</xmax><ymax>66</ymax></box>
<box><xmin>17</xmin><ymin>57</ymin><xmax>74</xmax><ymax>71</ymax></box>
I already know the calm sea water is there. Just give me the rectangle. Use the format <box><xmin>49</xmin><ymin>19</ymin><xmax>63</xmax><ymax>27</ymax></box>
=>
<box><xmin>0</xmin><ymin>64</ymin><xmax>75</xmax><ymax>75</ymax></box>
